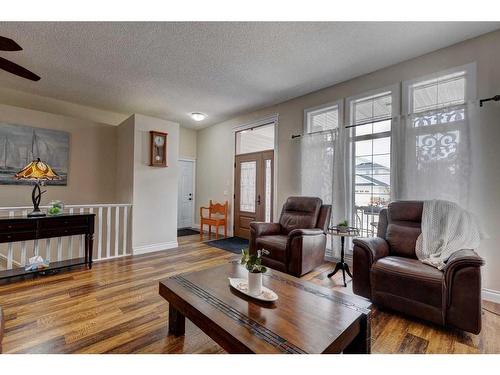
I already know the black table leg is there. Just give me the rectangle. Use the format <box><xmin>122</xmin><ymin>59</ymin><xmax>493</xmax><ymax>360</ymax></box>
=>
<box><xmin>168</xmin><ymin>304</ymin><xmax>186</xmax><ymax>336</ymax></box>
<box><xmin>327</xmin><ymin>236</ymin><xmax>351</xmax><ymax>287</ymax></box>
<box><xmin>344</xmin><ymin>313</ymin><xmax>371</xmax><ymax>354</ymax></box>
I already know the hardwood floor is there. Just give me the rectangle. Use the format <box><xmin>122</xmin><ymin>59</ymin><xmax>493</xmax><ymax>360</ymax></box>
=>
<box><xmin>0</xmin><ymin>234</ymin><xmax>498</xmax><ymax>354</ymax></box>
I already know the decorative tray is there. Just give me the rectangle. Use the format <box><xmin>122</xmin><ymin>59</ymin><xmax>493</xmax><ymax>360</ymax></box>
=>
<box><xmin>228</xmin><ymin>278</ymin><xmax>278</xmax><ymax>302</ymax></box>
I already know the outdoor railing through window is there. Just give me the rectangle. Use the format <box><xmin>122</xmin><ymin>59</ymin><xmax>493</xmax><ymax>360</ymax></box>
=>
<box><xmin>354</xmin><ymin>205</ymin><xmax>383</xmax><ymax>237</ymax></box>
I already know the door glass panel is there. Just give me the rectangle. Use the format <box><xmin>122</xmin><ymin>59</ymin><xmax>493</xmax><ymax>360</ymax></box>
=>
<box><xmin>264</xmin><ymin>159</ymin><xmax>272</xmax><ymax>222</ymax></box>
<box><xmin>240</xmin><ymin>161</ymin><xmax>257</xmax><ymax>212</ymax></box>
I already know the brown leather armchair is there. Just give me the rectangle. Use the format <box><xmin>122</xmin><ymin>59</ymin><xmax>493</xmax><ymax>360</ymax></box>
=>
<box><xmin>352</xmin><ymin>201</ymin><xmax>484</xmax><ymax>334</ymax></box>
<box><xmin>250</xmin><ymin>196</ymin><xmax>331</xmax><ymax>277</ymax></box>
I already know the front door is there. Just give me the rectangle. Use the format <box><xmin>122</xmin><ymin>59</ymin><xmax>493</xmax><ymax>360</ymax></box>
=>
<box><xmin>234</xmin><ymin>150</ymin><xmax>273</xmax><ymax>239</ymax></box>
<box><xmin>178</xmin><ymin>160</ymin><xmax>194</xmax><ymax>228</ymax></box>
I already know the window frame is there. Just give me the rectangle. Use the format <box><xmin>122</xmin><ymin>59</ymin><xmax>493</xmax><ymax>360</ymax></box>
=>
<box><xmin>303</xmin><ymin>99</ymin><xmax>343</xmax><ymax>135</ymax></box>
<box><xmin>402</xmin><ymin>63</ymin><xmax>476</xmax><ymax>115</ymax></box>
<box><xmin>345</xmin><ymin>84</ymin><xmax>400</xmax><ymax>236</ymax></box>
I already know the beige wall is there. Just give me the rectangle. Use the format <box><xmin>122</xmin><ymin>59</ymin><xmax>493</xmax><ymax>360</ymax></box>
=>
<box><xmin>179</xmin><ymin>126</ymin><xmax>197</xmax><ymax>159</ymax></box>
<box><xmin>196</xmin><ymin>30</ymin><xmax>500</xmax><ymax>293</ymax></box>
<box><xmin>115</xmin><ymin>115</ymin><xmax>136</xmax><ymax>203</ymax></box>
<box><xmin>0</xmin><ymin>103</ymin><xmax>118</xmax><ymax>206</ymax></box>
<box><xmin>0</xmin><ymin>87</ymin><xmax>128</xmax><ymax>126</ymax></box>
<box><xmin>131</xmin><ymin>114</ymin><xmax>180</xmax><ymax>253</ymax></box>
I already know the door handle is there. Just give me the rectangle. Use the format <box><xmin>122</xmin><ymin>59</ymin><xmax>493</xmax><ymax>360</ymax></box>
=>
<box><xmin>257</xmin><ymin>195</ymin><xmax>261</xmax><ymax>205</ymax></box>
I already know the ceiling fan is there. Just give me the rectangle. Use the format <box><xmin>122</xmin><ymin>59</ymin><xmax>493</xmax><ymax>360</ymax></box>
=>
<box><xmin>0</xmin><ymin>35</ymin><xmax>40</xmax><ymax>81</ymax></box>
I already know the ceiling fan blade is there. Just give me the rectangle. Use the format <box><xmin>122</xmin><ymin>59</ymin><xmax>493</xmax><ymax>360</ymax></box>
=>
<box><xmin>0</xmin><ymin>36</ymin><xmax>22</xmax><ymax>51</ymax></box>
<box><xmin>0</xmin><ymin>56</ymin><xmax>40</xmax><ymax>81</ymax></box>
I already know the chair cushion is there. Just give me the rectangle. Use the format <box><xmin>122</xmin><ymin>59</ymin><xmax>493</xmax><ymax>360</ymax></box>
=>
<box><xmin>279</xmin><ymin>196</ymin><xmax>322</xmax><ymax>234</ymax></box>
<box><xmin>386</xmin><ymin>223</ymin><xmax>420</xmax><ymax>258</ymax></box>
<box><xmin>256</xmin><ymin>235</ymin><xmax>288</xmax><ymax>263</ymax></box>
<box><xmin>371</xmin><ymin>256</ymin><xmax>444</xmax><ymax>308</ymax></box>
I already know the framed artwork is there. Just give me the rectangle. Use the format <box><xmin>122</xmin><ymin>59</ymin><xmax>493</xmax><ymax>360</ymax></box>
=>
<box><xmin>0</xmin><ymin>123</ymin><xmax>69</xmax><ymax>185</ymax></box>
<box><xmin>150</xmin><ymin>131</ymin><xmax>168</xmax><ymax>167</ymax></box>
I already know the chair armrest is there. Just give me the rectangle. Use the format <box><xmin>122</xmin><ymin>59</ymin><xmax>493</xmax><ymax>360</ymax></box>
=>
<box><xmin>352</xmin><ymin>237</ymin><xmax>390</xmax><ymax>264</ymax></box>
<box><xmin>288</xmin><ymin>228</ymin><xmax>325</xmax><ymax>237</ymax></box>
<box><xmin>443</xmin><ymin>249</ymin><xmax>484</xmax><ymax>334</ymax></box>
<box><xmin>250</xmin><ymin>222</ymin><xmax>281</xmax><ymax>237</ymax></box>
<box><xmin>444</xmin><ymin>249</ymin><xmax>483</xmax><ymax>282</ymax></box>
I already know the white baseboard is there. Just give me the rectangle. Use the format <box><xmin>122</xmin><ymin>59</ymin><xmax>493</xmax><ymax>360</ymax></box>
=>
<box><xmin>482</xmin><ymin>288</ymin><xmax>500</xmax><ymax>304</ymax></box>
<box><xmin>132</xmin><ymin>241</ymin><xmax>178</xmax><ymax>255</ymax></box>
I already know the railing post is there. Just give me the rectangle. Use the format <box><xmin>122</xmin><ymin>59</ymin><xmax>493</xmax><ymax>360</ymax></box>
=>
<box><xmin>7</xmin><ymin>210</ymin><xmax>14</xmax><ymax>269</ymax></box>
<box><xmin>79</xmin><ymin>207</ymin><xmax>85</xmax><ymax>257</ymax></box>
<box><xmin>115</xmin><ymin>206</ymin><xmax>120</xmax><ymax>257</ymax></box>
<box><xmin>106</xmin><ymin>207</ymin><xmax>111</xmax><ymax>258</ymax></box>
<box><xmin>123</xmin><ymin>206</ymin><xmax>128</xmax><ymax>255</ymax></box>
<box><xmin>68</xmin><ymin>207</ymin><xmax>74</xmax><ymax>259</ymax></box>
<box><xmin>98</xmin><ymin>206</ymin><xmax>103</xmax><ymax>260</ymax></box>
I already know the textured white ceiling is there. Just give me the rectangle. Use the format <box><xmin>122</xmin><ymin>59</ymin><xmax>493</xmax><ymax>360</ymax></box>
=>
<box><xmin>0</xmin><ymin>22</ymin><xmax>498</xmax><ymax>128</ymax></box>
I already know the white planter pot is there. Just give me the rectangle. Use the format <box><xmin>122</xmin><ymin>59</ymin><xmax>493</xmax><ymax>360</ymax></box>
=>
<box><xmin>248</xmin><ymin>272</ymin><xmax>263</xmax><ymax>296</ymax></box>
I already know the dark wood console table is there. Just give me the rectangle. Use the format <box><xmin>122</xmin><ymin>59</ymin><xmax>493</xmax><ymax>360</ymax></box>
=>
<box><xmin>0</xmin><ymin>214</ymin><xmax>95</xmax><ymax>280</ymax></box>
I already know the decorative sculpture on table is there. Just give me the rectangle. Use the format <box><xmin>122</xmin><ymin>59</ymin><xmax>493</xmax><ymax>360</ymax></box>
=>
<box><xmin>14</xmin><ymin>158</ymin><xmax>61</xmax><ymax>217</ymax></box>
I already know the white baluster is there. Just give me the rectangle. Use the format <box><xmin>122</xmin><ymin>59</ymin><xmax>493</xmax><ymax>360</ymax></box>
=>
<box><xmin>7</xmin><ymin>245</ymin><xmax>13</xmax><ymax>270</ymax></box>
<box><xmin>68</xmin><ymin>208</ymin><xmax>74</xmax><ymax>259</ymax></box>
<box><xmin>98</xmin><ymin>206</ymin><xmax>103</xmax><ymax>260</ymax></box>
<box><xmin>79</xmin><ymin>208</ymin><xmax>84</xmax><ymax>257</ymax></box>
<box><xmin>123</xmin><ymin>206</ymin><xmax>128</xmax><ymax>255</ymax></box>
<box><xmin>106</xmin><ymin>206</ymin><xmax>111</xmax><ymax>258</ymax></box>
<box><xmin>21</xmin><ymin>242</ymin><xmax>27</xmax><ymax>266</ymax></box>
<box><xmin>45</xmin><ymin>238</ymin><xmax>51</xmax><ymax>262</ymax></box>
<box><xmin>7</xmin><ymin>210</ymin><xmax>14</xmax><ymax>269</ymax></box>
<box><xmin>34</xmin><ymin>240</ymin><xmax>39</xmax><ymax>256</ymax></box>
<box><xmin>115</xmin><ymin>206</ymin><xmax>120</xmax><ymax>257</ymax></box>
<box><xmin>57</xmin><ymin>237</ymin><xmax>63</xmax><ymax>261</ymax></box>
<box><xmin>21</xmin><ymin>209</ymin><xmax>28</xmax><ymax>266</ymax></box>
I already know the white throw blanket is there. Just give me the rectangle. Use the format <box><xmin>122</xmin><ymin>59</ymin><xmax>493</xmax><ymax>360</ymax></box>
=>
<box><xmin>415</xmin><ymin>200</ymin><xmax>482</xmax><ymax>270</ymax></box>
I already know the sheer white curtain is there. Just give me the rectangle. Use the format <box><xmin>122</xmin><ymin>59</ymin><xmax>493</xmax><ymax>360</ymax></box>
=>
<box><xmin>301</xmin><ymin>130</ymin><xmax>346</xmax><ymax>258</ymax></box>
<box><xmin>395</xmin><ymin>103</ymin><xmax>472</xmax><ymax>207</ymax></box>
<box><xmin>301</xmin><ymin>131</ymin><xmax>335</xmax><ymax>204</ymax></box>
<box><xmin>395</xmin><ymin>65</ymin><xmax>475</xmax><ymax>207</ymax></box>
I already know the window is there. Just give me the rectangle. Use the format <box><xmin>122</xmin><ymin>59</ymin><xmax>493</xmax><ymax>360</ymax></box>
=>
<box><xmin>347</xmin><ymin>87</ymin><xmax>398</xmax><ymax>236</ymax></box>
<box><xmin>304</xmin><ymin>101</ymin><xmax>341</xmax><ymax>134</ymax></box>
<box><xmin>236</xmin><ymin>123</ymin><xmax>274</xmax><ymax>155</ymax></box>
<box><xmin>400</xmin><ymin>64</ymin><xmax>475</xmax><ymax>204</ymax></box>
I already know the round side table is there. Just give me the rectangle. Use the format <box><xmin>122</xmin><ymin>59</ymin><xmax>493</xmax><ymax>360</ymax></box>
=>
<box><xmin>327</xmin><ymin>228</ymin><xmax>359</xmax><ymax>287</ymax></box>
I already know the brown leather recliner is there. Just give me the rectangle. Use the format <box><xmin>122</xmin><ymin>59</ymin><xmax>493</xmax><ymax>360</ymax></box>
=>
<box><xmin>352</xmin><ymin>201</ymin><xmax>484</xmax><ymax>334</ymax></box>
<box><xmin>250</xmin><ymin>196</ymin><xmax>331</xmax><ymax>277</ymax></box>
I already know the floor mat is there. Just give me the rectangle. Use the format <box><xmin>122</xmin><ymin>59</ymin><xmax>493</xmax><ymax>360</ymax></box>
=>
<box><xmin>177</xmin><ymin>228</ymin><xmax>200</xmax><ymax>237</ymax></box>
<box><xmin>205</xmin><ymin>236</ymin><xmax>249</xmax><ymax>254</ymax></box>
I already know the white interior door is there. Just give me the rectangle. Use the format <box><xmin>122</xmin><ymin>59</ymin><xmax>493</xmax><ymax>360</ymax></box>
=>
<box><xmin>178</xmin><ymin>160</ymin><xmax>194</xmax><ymax>229</ymax></box>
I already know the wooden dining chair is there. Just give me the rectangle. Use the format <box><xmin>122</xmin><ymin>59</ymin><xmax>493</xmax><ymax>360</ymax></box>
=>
<box><xmin>200</xmin><ymin>200</ymin><xmax>228</xmax><ymax>240</ymax></box>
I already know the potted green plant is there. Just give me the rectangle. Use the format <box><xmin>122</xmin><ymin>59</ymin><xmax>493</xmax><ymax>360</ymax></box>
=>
<box><xmin>240</xmin><ymin>248</ymin><xmax>269</xmax><ymax>295</ymax></box>
<box><xmin>47</xmin><ymin>200</ymin><xmax>64</xmax><ymax>216</ymax></box>
<box><xmin>337</xmin><ymin>219</ymin><xmax>349</xmax><ymax>233</ymax></box>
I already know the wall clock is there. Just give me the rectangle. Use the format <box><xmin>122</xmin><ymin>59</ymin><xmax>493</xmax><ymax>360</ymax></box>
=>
<box><xmin>150</xmin><ymin>131</ymin><xmax>168</xmax><ymax>167</ymax></box>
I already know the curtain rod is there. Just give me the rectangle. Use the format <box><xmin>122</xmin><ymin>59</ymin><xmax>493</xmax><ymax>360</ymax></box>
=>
<box><xmin>479</xmin><ymin>95</ymin><xmax>500</xmax><ymax>107</ymax></box>
<box><xmin>291</xmin><ymin>128</ymin><xmax>336</xmax><ymax>139</ymax></box>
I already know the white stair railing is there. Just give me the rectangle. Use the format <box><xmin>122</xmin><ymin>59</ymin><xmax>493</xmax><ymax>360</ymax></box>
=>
<box><xmin>0</xmin><ymin>203</ymin><xmax>132</xmax><ymax>271</ymax></box>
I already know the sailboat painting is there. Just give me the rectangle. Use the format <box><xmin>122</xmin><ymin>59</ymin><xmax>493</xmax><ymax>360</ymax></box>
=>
<box><xmin>0</xmin><ymin>123</ymin><xmax>69</xmax><ymax>185</ymax></box>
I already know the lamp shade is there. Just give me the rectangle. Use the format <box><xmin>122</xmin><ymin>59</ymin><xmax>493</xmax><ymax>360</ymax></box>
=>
<box><xmin>15</xmin><ymin>158</ymin><xmax>61</xmax><ymax>181</ymax></box>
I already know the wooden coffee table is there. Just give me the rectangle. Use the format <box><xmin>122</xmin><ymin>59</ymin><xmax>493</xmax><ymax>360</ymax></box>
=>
<box><xmin>159</xmin><ymin>263</ymin><xmax>372</xmax><ymax>354</ymax></box>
